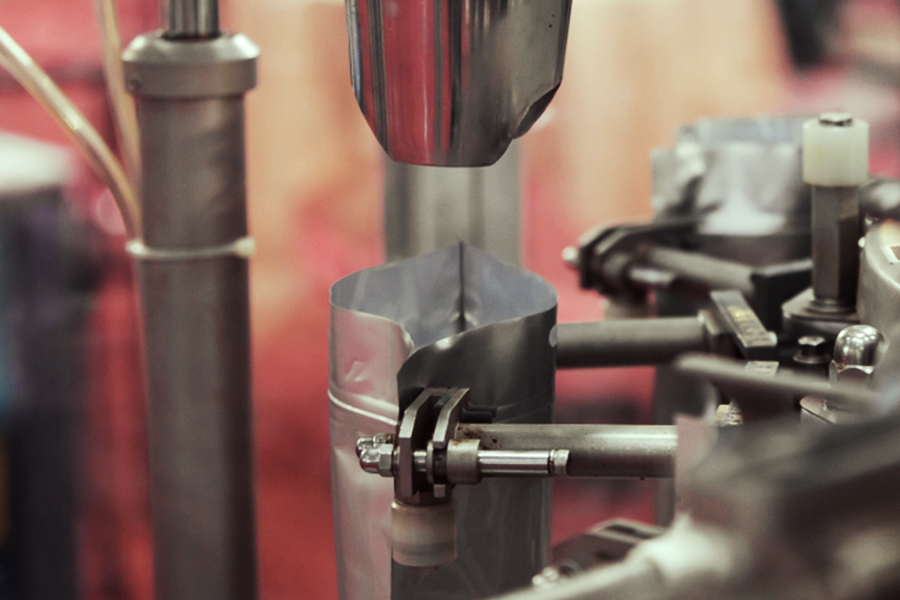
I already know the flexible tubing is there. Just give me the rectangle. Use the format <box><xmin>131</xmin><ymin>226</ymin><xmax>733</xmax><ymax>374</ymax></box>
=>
<box><xmin>0</xmin><ymin>24</ymin><xmax>140</xmax><ymax>237</ymax></box>
<box><xmin>93</xmin><ymin>0</ymin><xmax>141</xmax><ymax>185</ymax></box>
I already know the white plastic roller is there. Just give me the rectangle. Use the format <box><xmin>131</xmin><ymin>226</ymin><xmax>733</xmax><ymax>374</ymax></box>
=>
<box><xmin>802</xmin><ymin>113</ymin><xmax>869</xmax><ymax>187</ymax></box>
<box><xmin>391</xmin><ymin>500</ymin><xmax>458</xmax><ymax>568</ymax></box>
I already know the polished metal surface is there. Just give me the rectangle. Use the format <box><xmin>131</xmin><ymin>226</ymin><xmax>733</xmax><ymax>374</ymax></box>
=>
<box><xmin>811</xmin><ymin>185</ymin><xmax>859</xmax><ymax>310</ymax></box>
<box><xmin>330</xmin><ymin>245</ymin><xmax>557</xmax><ymax>600</ymax></box>
<box><xmin>477</xmin><ymin>450</ymin><xmax>568</xmax><ymax>477</ymax></box>
<box><xmin>345</xmin><ymin>0</ymin><xmax>572</xmax><ymax>166</ymax></box>
<box><xmin>555</xmin><ymin>318</ymin><xmax>706</xmax><ymax>369</ymax></box>
<box><xmin>460</xmin><ymin>424</ymin><xmax>676</xmax><ymax>478</ymax></box>
<box><xmin>833</xmin><ymin>324</ymin><xmax>882</xmax><ymax>367</ymax></box>
<box><xmin>126</xmin><ymin>31</ymin><xmax>258</xmax><ymax>600</ymax></box>
<box><xmin>167</xmin><ymin>0</ymin><xmax>219</xmax><ymax>38</ymax></box>
<box><xmin>384</xmin><ymin>143</ymin><xmax>521</xmax><ymax>265</ymax></box>
<box><xmin>794</xmin><ymin>335</ymin><xmax>829</xmax><ymax>366</ymax></box>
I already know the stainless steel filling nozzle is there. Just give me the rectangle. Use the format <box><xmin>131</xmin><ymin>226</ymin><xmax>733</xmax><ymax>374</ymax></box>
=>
<box><xmin>345</xmin><ymin>0</ymin><xmax>573</xmax><ymax>166</ymax></box>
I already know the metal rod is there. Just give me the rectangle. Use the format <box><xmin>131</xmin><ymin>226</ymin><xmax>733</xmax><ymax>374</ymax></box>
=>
<box><xmin>461</xmin><ymin>424</ymin><xmax>677</xmax><ymax>478</ymax></box>
<box><xmin>674</xmin><ymin>353</ymin><xmax>882</xmax><ymax>410</ymax></box>
<box><xmin>556</xmin><ymin>318</ymin><xmax>705</xmax><ymax>369</ymax></box>
<box><xmin>644</xmin><ymin>246</ymin><xmax>755</xmax><ymax>296</ymax></box>
<box><xmin>477</xmin><ymin>450</ymin><xmax>561</xmax><ymax>476</ymax></box>
<box><xmin>811</xmin><ymin>185</ymin><xmax>859</xmax><ymax>309</ymax></box>
<box><xmin>167</xmin><ymin>0</ymin><xmax>219</xmax><ymax>38</ymax></box>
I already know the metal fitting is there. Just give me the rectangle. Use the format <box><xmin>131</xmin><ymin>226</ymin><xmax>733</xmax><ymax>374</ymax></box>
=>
<box><xmin>123</xmin><ymin>32</ymin><xmax>258</xmax><ymax>99</ymax></box>
<box><xmin>357</xmin><ymin>434</ymin><xmax>395</xmax><ymax>477</ymax></box>
<box><xmin>829</xmin><ymin>325</ymin><xmax>884</xmax><ymax>393</ymax></box>
<box><xmin>794</xmin><ymin>335</ymin><xmax>831</xmax><ymax>371</ymax></box>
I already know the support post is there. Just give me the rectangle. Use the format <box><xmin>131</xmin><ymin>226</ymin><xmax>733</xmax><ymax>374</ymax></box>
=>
<box><xmin>123</xmin><ymin>21</ymin><xmax>259</xmax><ymax>600</ymax></box>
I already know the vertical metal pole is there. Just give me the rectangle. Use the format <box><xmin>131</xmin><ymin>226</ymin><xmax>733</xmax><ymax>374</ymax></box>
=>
<box><xmin>123</xmin><ymin>16</ymin><xmax>259</xmax><ymax>600</ymax></box>
<box><xmin>167</xmin><ymin>0</ymin><xmax>219</xmax><ymax>38</ymax></box>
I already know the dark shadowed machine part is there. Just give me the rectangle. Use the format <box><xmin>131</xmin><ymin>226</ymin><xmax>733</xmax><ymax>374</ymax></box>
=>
<box><xmin>345</xmin><ymin>0</ymin><xmax>573</xmax><ymax>166</ymax></box>
<box><xmin>0</xmin><ymin>133</ymin><xmax>88</xmax><ymax>600</ymax></box>
<box><xmin>122</xmin><ymin>1</ymin><xmax>259</xmax><ymax>599</ymax></box>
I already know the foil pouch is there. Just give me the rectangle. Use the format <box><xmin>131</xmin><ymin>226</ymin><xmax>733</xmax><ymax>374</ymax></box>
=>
<box><xmin>329</xmin><ymin>243</ymin><xmax>557</xmax><ymax>600</ymax></box>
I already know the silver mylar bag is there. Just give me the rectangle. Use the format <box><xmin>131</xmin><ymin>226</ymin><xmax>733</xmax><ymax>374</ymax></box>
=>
<box><xmin>329</xmin><ymin>244</ymin><xmax>557</xmax><ymax>600</ymax></box>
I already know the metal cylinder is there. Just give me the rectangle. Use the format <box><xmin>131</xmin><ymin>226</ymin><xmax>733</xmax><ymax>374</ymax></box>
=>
<box><xmin>644</xmin><ymin>246</ymin><xmax>755</xmax><ymax>296</ymax></box>
<box><xmin>477</xmin><ymin>450</ymin><xmax>564</xmax><ymax>476</ymax></box>
<box><xmin>556</xmin><ymin>318</ymin><xmax>706</xmax><ymax>369</ymax></box>
<box><xmin>167</xmin><ymin>0</ymin><xmax>219</xmax><ymax>38</ymax></box>
<box><xmin>124</xmin><ymin>32</ymin><xmax>258</xmax><ymax>600</ymax></box>
<box><xmin>811</xmin><ymin>185</ymin><xmax>859</xmax><ymax>310</ymax></box>
<box><xmin>463</xmin><ymin>424</ymin><xmax>676</xmax><ymax>478</ymax></box>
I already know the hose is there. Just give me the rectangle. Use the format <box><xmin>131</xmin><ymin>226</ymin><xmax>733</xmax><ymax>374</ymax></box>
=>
<box><xmin>0</xmin><ymin>24</ymin><xmax>140</xmax><ymax>238</ymax></box>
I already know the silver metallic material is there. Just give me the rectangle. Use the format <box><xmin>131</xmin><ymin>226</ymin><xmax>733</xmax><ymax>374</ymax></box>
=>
<box><xmin>460</xmin><ymin>424</ymin><xmax>676</xmax><ymax>478</ymax></box>
<box><xmin>477</xmin><ymin>450</ymin><xmax>566</xmax><ymax>477</ymax></box>
<box><xmin>811</xmin><ymin>185</ymin><xmax>859</xmax><ymax>311</ymax></box>
<box><xmin>833</xmin><ymin>324</ymin><xmax>883</xmax><ymax>368</ymax></box>
<box><xmin>345</xmin><ymin>0</ymin><xmax>573</xmax><ymax>166</ymax></box>
<box><xmin>123</xmin><ymin>32</ymin><xmax>257</xmax><ymax>98</ymax></box>
<box><xmin>445</xmin><ymin>439</ymin><xmax>481</xmax><ymax>484</ymax></box>
<box><xmin>828</xmin><ymin>325</ymin><xmax>884</xmax><ymax>395</ymax></box>
<box><xmin>329</xmin><ymin>244</ymin><xmax>557</xmax><ymax>600</ymax></box>
<box><xmin>384</xmin><ymin>144</ymin><xmax>521</xmax><ymax>265</ymax></box>
<box><xmin>794</xmin><ymin>335</ymin><xmax>830</xmax><ymax>367</ymax></box>
<box><xmin>124</xmin><ymin>29</ymin><xmax>258</xmax><ymax>600</ymax></box>
<box><xmin>167</xmin><ymin>0</ymin><xmax>219</xmax><ymax>38</ymax></box>
<box><xmin>358</xmin><ymin>433</ymin><xmax>395</xmax><ymax>476</ymax></box>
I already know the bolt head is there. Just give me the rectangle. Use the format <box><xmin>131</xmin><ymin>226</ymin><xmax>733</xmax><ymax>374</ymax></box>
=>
<box><xmin>795</xmin><ymin>335</ymin><xmax>830</xmax><ymax>365</ymax></box>
<box><xmin>830</xmin><ymin>361</ymin><xmax>876</xmax><ymax>386</ymax></box>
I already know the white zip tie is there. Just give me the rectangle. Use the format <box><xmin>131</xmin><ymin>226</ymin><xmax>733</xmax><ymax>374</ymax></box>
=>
<box><xmin>126</xmin><ymin>236</ymin><xmax>256</xmax><ymax>261</ymax></box>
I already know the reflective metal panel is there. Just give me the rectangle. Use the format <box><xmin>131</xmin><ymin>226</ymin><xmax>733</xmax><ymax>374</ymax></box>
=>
<box><xmin>345</xmin><ymin>0</ymin><xmax>572</xmax><ymax>166</ymax></box>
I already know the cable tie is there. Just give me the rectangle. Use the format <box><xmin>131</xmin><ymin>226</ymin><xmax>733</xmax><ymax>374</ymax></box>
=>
<box><xmin>126</xmin><ymin>236</ymin><xmax>256</xmax><ymax>261</ymax></box>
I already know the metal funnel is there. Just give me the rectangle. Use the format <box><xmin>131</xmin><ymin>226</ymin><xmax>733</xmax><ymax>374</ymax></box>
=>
<box><xmin>346</xmin><ymin>0</ymin><xmax>572</xmax><ymax>166</ymax></box>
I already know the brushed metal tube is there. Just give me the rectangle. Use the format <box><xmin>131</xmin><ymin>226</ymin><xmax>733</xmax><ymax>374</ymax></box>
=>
<box><xmin>462</xmin><ymin>424</ymin><xmax>676</xmax><ymax>478</ymax></box>
<box><xmin>167</xmin><ymin>0</ymin><xmax>219</xmax><ymax>38</ymax></box>
<box><xmin>135</xmin><ymin>95</ymin><xmax>256</xmax><ymax>600</ymax></box>
<box><xmin>556</xmin><ymin>318</ymin><xmax>706</xmax><ymax>369</ymax></box>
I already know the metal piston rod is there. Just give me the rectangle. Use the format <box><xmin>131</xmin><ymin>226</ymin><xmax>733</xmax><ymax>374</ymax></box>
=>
<box><xmin>460</xmin><ymin>424</ymin><xmax>677</xmax><ymax>479</ymax></box>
